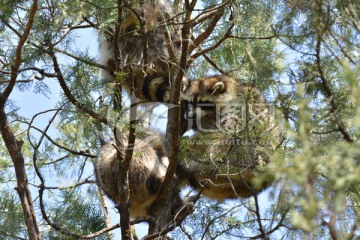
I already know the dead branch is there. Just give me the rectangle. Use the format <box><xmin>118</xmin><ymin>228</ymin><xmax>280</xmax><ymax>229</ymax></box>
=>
<box><xmin>97</xmin><ymin>188</ymin><xmax>115</xmax><ymax>240</ymax></box>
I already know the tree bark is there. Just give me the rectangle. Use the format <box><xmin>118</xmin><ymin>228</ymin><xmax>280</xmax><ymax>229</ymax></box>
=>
<box><xmin>147</xmin><ymin>0</ymin><xmax>196</xmax><ymax>237</ymax></box>
<box><xmin>0</xmin><ymin>0</ymin><xmax>41</xmax><ymax>238</ymax></box>
<box><xmin>0</xmin><ymin>108</ymin><xmax>41</xmax><ymax>240</ymax></box>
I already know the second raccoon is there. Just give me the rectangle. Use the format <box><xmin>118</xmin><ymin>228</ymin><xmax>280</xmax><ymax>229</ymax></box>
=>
<box><xmin>178</xmin><ymin>75</ymin><xmax>283</xmax><ymax>200</ymax></box>
<box><xmin>94</xmin><ymin>130</ymin><xmax>184</xmax><ymax>219</ymax></box>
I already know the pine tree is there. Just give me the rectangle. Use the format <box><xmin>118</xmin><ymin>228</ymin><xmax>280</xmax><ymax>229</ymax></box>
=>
<box><xmin>0</xmin><ymin>0</ymin><xmax>359</xmax><ymax>239</ymax></box>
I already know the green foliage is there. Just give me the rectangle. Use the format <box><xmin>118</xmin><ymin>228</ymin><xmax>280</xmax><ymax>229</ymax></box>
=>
<box><xmin>46</xmin><ymin>190</ymin><xmax>107</xmax><ymax>239</ymax></box>
<box><xmin>0</xmin><ymin>0</ymin><xmax>359</xmax><ymax>239</ymax></box>
<box><xmin>0</xmin><ymin>191</ymin><xmax>27</xmax><ymax>239</ymax></box>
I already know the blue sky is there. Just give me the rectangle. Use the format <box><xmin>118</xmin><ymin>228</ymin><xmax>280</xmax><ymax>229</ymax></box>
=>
<box><xmin>4</xmin><ymin>17</ymin><xmax>293</xmax><ymax>238</ymax></box>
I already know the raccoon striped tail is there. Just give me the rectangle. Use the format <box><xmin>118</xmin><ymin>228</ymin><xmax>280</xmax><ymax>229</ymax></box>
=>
<box><xmin>119</xmin><ymin>75</ymin><xmax>171</xmax><ymax>103</ymax></box>
<box><xmin>141</xmin><ymin>75</ymin><xmax>171</xmax><ymax>103</ymax></box>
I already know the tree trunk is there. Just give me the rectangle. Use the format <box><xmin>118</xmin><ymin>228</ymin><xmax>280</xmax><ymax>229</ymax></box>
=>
<box><xmin>0</xmin><ymin>108</ymin><xmax>41</xmax><ymax>240</ymax></box>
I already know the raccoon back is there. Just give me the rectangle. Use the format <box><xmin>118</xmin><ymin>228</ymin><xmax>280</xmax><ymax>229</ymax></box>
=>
<box><xmin>94</xmin><ymin>139</ymin><xmax>168</xmax><ymax>218</ymax></box>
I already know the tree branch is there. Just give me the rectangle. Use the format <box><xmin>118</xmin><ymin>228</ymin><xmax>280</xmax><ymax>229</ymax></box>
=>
<box><xmin>48</xmin><ymin>50</ymin><xmax>110</xmax><ymax>126</ymax></box>
<box><xmin>190</xmin><ymin>22</ymin><xmax>234</xmax><ymax>61</ymax></box>
<box><xmin>188</xmin><ymin>3</ymin><xmax>225</xmax><ymax>54</ymax></box>
<box><xmin>53</xmin><ymin>47</ymin><xmax>108</xmax><ymax>70</ymax></box>
<box><xmin>0</xmin><ymin>107</ymin><xmax>41</xmax><ymax>240</ymax></box>
<box><xmin>189</xmin><ymin>3</ymin><xmax>227</xmax><ymax>28</ymax></box>
<box><xmin>148</xmin><ymin>0</ymin><xmax>197</xmax><ymax>235</ymax></box>
<box><xmin>0</xmin><ymin>0</ymin><xmax>38</xmax><ymax>107</ymax></box>
<box><xmin>29</xmin><ymin>178</ymin><xmax>95</xmax><ymax>190</ymax></box>
<box><xmin>314</xmin><ymin>0</ymin><xmax>353</xmax><ymax>143</ymax></box>
<box><xmin>0</xmin><ymin>1</ymin><xmax>41</xmax><ymax>239</ymax></box>
<box><xmin>29</xmin><ymin>124</ymin><xmax>96</xmax><ymax>158</ymax></box>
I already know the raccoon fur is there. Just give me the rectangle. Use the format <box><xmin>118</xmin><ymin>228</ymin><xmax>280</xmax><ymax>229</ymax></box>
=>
<box><xmin>100</xmin><ymin>0</ymin><xmax>180</xmax><ymax>102</ymax></box>
<box><xmin>177</xmin><ymin>75</ymin><xmax>283</xmax><ymax>200</ymax></box>
<box><xmin>94</xmin><ymin>130</ymin><xmax>183</xmax><ymax>218</ymax></box>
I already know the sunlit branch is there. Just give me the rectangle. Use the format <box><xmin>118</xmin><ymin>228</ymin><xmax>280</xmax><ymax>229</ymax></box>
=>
<box><xmin>190</xmin><ymin>23</ymin><xmax>234</xmax><ymax>61</ymax></box>
<box><xmin>40</xmin><ymin>154</ymin><xmax>71</xmax><ymax>166</ymax></box>
<box><xmin>0</xmin><ymin>67</ymin><xmax>57</xmax><ymax>84</ymax></box>
<box><xmin>188</xmin><ymin>4</ymin><xmax>225</xmax><ymax>54</ymax></box>
<box><xmin>189</xmin><ymin>1</ymin><xmax>230</xmax><ymax>28</ymax></box>
<box><xmin>79</xmin><ymin>219</ymin><xmax>145</xmax><ymax>239</ymax></box>
<box><xmin>0</xmin><ymin>1</ymin><xmax>41</xmax><ymax>239</ymax></box>
<box><xmin>327</xmin><ymin>29</ymin><xmax>357</xmax><ymax>65</ymax></box>
<box><xmin>53</xmin><ymin>47</ymin><xmax>108</xmax><ymax>70</ymax></box>
<box><xmin>97</xmin><ymin>187</ymin><xmax>114</xmax><ymax>240</ymax></box>
<box><xmin>49</xmin><ymin>50</ymin><xmax>110</xmax><ymax>125</ymax></box>
<box><xmin>29</xmin><ymin>178</ymin><xmax>95</xmax><ymax>190</ymax></box>
<box><xmin>147</xmin><ymin>0</ymin><xmax>197</xmax><ymax>235</ymax></box>
<box><xmin>29</xmin><ymin>125</ymin><xmax>96</xmax><ymax>158</ymax></box>
<box><xmin>200</xmin><ymin>205</ymin><xmax>242</xmax><ymax>240</ymax></box>
<box><xmin>314</xmin><ymin>1</ymin><xmax>354</xmax><ymax>143</ymax></box>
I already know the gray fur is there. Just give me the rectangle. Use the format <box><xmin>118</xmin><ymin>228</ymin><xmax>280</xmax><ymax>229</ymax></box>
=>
<box><xmin>94</xmin><ymin>131</ymin><xmax>183</xmax><ymax>218</ymax></box>
<box><xmin>178</xmin><ymin>75</ymin><xmax>283</xmax><ymax>200</ymax></box>
<box><xmin>99</xmin><ymin>0</ymin><xmax>180</xmax><ymax>102</ymax></box>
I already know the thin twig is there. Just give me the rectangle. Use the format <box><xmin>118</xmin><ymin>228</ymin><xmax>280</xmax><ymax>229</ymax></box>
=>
<box><xmin>49</xmin><ymin>50</ymin><xmax>110</xmax><ymax>125</ymax></box>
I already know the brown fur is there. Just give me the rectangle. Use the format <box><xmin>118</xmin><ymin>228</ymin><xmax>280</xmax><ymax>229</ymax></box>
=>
<box><xmin>178</xmin><ymin>75</ymin><xmax>282</xmax><ymax>199</ymax></box>
<box><xmin>100</xmin><ymin>0</ymin><xmax>179</xmax><ymax>102</ymax></box>
<box><xmin>94</xmin><ymin>131</ymin><xmax>183</xmax><ymax>218</ymax></box>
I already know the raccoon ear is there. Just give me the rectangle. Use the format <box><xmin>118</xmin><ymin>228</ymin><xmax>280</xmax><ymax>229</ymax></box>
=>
<box><xmin>182</xmin><ymin>77</ymin><xmax>191</xmax><ymax>92</ymax></box>
<box><xmin>211</xmin><ymin>81</ymin><xmax>225</xmax><ymax>95</ymax></box>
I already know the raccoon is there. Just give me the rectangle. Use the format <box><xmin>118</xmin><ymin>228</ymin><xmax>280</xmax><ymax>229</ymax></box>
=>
<box><xmin>100</xmin><ymin>0</ymin><xmax>180</xmax><ymax>102</ymax></box>
<box><xmin>94</xmin><ymin>130</ymin><xmax>183</xmax><ymax>218</ymax></box>
<box><xmin>178</xmin><ymin>75</ymin><xmax>282</xmax><ymax>200</ymax></box>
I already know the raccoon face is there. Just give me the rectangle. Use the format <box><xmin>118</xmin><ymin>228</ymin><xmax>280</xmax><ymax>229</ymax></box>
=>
<box><xmin>182</xmin><ymin>77</ymin><xmax>224</xmax><ymax>119</ymax></box>
<box><xmin>180</xmin><ymin>76</ymin><xmax>239</xmax><ymax>130</ymax></box>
